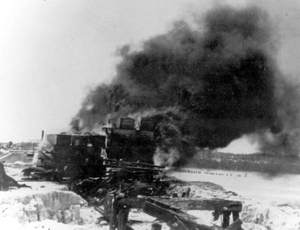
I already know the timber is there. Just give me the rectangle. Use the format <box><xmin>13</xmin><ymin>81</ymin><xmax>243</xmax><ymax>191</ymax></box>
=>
<box><xmin>117</xmin><ymin>197</ymin><xmax>242</xmax><ymax>212</ymax></box>
<box><xmin>112</xmin><ymin>195</ymin><xmax>243</xmax><ymax>230</ymax></box>
<box><xmin>151</xmin><ymin>223</ymin><xmax>162</xmax><ymax>230</ymax></box>
<box><xmin>225</xmin><ymin>219</ymin><xmax>243</xmax><ymax>230</ymax></box>
<box><xmin>232</xmin><ymin>211</ymin><xmax>240</xmax><ymax>221</ymax></box>
<box><xmin>151</xmin><ymin>197</ymin><xmax>242</xmax><ymax>212</ymax></box>
<box><xmin>143</xmin><ymin>200</ymin><xmax>211</xmax><ymax>230</ymax></box>
<box><xmin>109</xmin><ymin>196</ymin><xmax>118</xmax><ymax>230</ymax></box>
<box><xmin>117</xmin><ymin>205</ymin><xmax>129</xmax><ymax>230</ymax></box>
<box><xmin>222</xmin><ymin>211</ymin><xmax>231</xmax><ymax>228</ymax></box>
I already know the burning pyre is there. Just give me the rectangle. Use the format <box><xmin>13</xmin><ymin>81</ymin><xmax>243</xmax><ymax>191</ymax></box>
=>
<box><xmin>71</xmin><ymin>5</ymin><xmax>300</xmax><ymax>167</ymax></box>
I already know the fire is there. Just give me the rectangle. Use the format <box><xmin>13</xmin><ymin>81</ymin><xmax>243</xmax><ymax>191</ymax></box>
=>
<box><xmin>153</xmin><ymin>147</ymin><xmax>180</xmax><ymax>169</ymax></box>
<box><xmin>217</xmin><ymin>134</ymin><xmax>260</xmax><ymax>154</ymax></box>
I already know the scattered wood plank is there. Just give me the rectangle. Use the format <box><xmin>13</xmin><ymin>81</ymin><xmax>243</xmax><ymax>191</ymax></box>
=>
<box><xmin>143</xmin><ymin>200</ymin><xmax>212</xmax><ymax>230</ymax></box>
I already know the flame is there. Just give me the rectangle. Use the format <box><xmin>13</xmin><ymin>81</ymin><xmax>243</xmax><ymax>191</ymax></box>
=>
<box><xmin>153</xmin><ymin>147</ymin><xmax>180</xmax><ymax>170</ymax></box>
<box><xmin>216</xmin><ymin>134</ymin><xmax>260</xmax><ymax>154</ymax></box>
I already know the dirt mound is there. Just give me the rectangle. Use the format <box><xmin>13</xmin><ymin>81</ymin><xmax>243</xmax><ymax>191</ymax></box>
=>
<box><xmin>164</xmin><ymin>177</ymin><xmax>230</xmax><ymax>200</ymax></box>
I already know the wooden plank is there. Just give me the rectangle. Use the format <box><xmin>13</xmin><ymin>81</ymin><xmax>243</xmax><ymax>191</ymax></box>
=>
<box><xmin>225</xmin><ymin>219</ymin><xmax>243</xmax><ymax>230</ymax></box>
<box><xmin>126</xmin><ymin>224</ymin><xmax>134</xmax><ymax>230</ymax></box>
<box><xmin>118</xmin><ymin>197</ymin><xmax>145</xmax><ymax>209</ymax></box>
<box><xmin>213</xmin><ymin>210</ymin><xmax>222</xmax><ymax>221</ymax></box>
<box><xmin>232</xmin><ymin>212</ymin><xmax>239</xmax><ymax>222</ymax></box>
<box><xmin>143</xmin><ymin>200</ymin><xmax>212</xmax><ymax>230</ymax></box>
<box><xmin>118</xmin><ymin>206</ymin><xmax>130</xmax><ymax>230</ymax></box>
<box><xmin>117</xmin><ymin>196</ymin><xmax>242</xmax><ymax>230</ymax></box>
<box><xmin>125</xmin><ymin>224</ymin><xmax>135</xmax><ymax>230</ymax></box>
<box><xmin>109</xmin><ymin>197</ymin><xmax>118</xmax><ymax>230</ymax></box>
<box><xmin>157</xmin><ymin>198</ymin><xmax>242</xmax><ymax>212</ymax></box>
<box><xmin>151</xmin><ymin>223</ymin><xmax>162</xmax><ymax>230</ymax></box>
<box><xmin>222</xmin><ymin>211</ymin><xmax>231</xmax><ymax>228</ymax></box>
<box><xmin>118</xmin><ymin>197</ymin><xmax>242</xmax><ymax>212</ymax></box>
<box><xmin>172</xmin><ymin>216</ymin><xmax>190</xmax><ymax>230</ymax></box>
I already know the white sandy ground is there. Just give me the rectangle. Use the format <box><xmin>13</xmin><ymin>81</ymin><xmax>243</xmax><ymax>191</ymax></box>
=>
<box><xmin>1</xmin><ymin>162</ymin><xmax>300</xmax><ymax>230</ymax></box>
<box><xmin>171</xmin><ymin>168</ymin><xmax>300</xmax><ymax>230</ymax></box>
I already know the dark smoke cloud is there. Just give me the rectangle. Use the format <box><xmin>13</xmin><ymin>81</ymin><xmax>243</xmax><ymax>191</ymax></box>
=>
<box><xmin>70</xmin><ymin>84</ymin><xmax>111</xmax><ymax>132</ymax></box>
<box><xmin>256</xmin><ymin>78</ymin><xmax>300</xmax><ymax>156</ymax></box>
<box><xmin>71</xmin><ymin>5</ymin><xmax>300</xmax><ymax>162</ymax></box>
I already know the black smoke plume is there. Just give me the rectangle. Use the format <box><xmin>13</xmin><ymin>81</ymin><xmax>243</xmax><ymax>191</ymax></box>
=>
<box><xmin>71</xmin><ymin>5</ymin><xmax>300</xmax><ymax>165</ymax></box>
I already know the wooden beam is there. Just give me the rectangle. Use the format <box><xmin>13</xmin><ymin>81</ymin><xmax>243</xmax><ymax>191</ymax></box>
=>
<box><xmin>222</xmin><ymin>211</ymin><xmax>231</xmax><ymax>228</ymax></box>
<box><xmin>118</xmin><ymin>197</ymin><xmax>145</xmax><ymax>209</ymax></box>
<box><xmin>157</xmin><ymin>198</ymin><xmax>242</xmax><ymax>212</ymax></box>
<box><xmin>125</xmin><ymin>224</ymin><xmax>135</xmax><ymax>230</ymax></box>
<box><xmin>118</xmin><ymin>197</ymin><xmax>242</xmax><ymax>212</ymax></box>
<box><xmin>143</xmin><ymin>200</ymin><xmax>212</xmax><ymax>230</ymax></box>
<box><xmin>151</xmin><ymin>223</ymin><xmax>162</xmax><ymax>230</ymax></box>
<box><xmin>172</xmin><ymin>216</ymin><xmax>191</xmax><ymax>230</ymax></box>
<box><xmin>225</xmin><ymin>219</ymin><xmax>243</xmax><ymax>230</ymax></box>
<box><xmin>118</xmin><ymin>205</ymin><xmax>130</xmax><ymax>230</ymax></box>
<box><xmin>109</xmin><ymin>197</ymin><xmax>118</xmax><ymax>230</ymax></box>
<box><xmin>232</xmin><ymin>212</ymin><xmax>239</xmax><ymax>222</ymax></box>
<box><xmin>116</xmin><ymin>196</ymin><xmax>243</xmax><ymax>230</ymax></box>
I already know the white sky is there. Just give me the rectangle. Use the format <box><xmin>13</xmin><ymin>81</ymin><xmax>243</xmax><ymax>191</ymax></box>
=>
<box><xmin>0</xmin><ymin>0</ymin><xmax>299</xmax><ymax>142</ymax></box>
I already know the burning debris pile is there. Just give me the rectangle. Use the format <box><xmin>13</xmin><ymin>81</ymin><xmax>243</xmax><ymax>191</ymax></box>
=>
<box><xmin>21</xmin><ymin>134</ymin><xmax>244</xmax><ymax>229</ymax></box>
<box><xmin>71</xmin><ymin>5</ymin><xmax>300</xmax><ymax>166</ymax></box>
<box><xmin>1</xmin><ymin>161</ymin><xmax>247</xmax><ymax>230</ymax></box>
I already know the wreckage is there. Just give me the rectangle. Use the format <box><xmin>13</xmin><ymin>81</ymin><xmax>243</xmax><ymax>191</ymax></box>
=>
<box><xmin>22</xmin><ymin>117</ymin><xmax>243</xmax><ymax>229</ymax></box>
<box><xmin>23</xmin><ymin>118</ymin><xmax>155</xmax><ymax>181</ymax></box>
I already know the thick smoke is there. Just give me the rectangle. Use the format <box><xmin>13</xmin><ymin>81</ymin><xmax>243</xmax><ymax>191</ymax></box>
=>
<box><xmin>71</xmin><ymin>84</ymin><xmax>111</xmax><ymax>133</ymax></box>
<box><xmin>71</xmin><ymin>5</ymin><xmax>300</xmax><ymax>164</ymax></box>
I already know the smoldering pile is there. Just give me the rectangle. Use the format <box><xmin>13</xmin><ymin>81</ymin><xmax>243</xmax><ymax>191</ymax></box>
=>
<box><xmin>71</xmin><ymin>5</ymin><xmax>300</xmax><ymax>166</ymax></box>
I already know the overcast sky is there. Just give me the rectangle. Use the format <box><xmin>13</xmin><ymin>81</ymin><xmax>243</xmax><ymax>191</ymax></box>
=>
<box><xmin>0</xmin><ymin>0</ymin><xmax>299</xmax><ymax>142</ymax></box>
